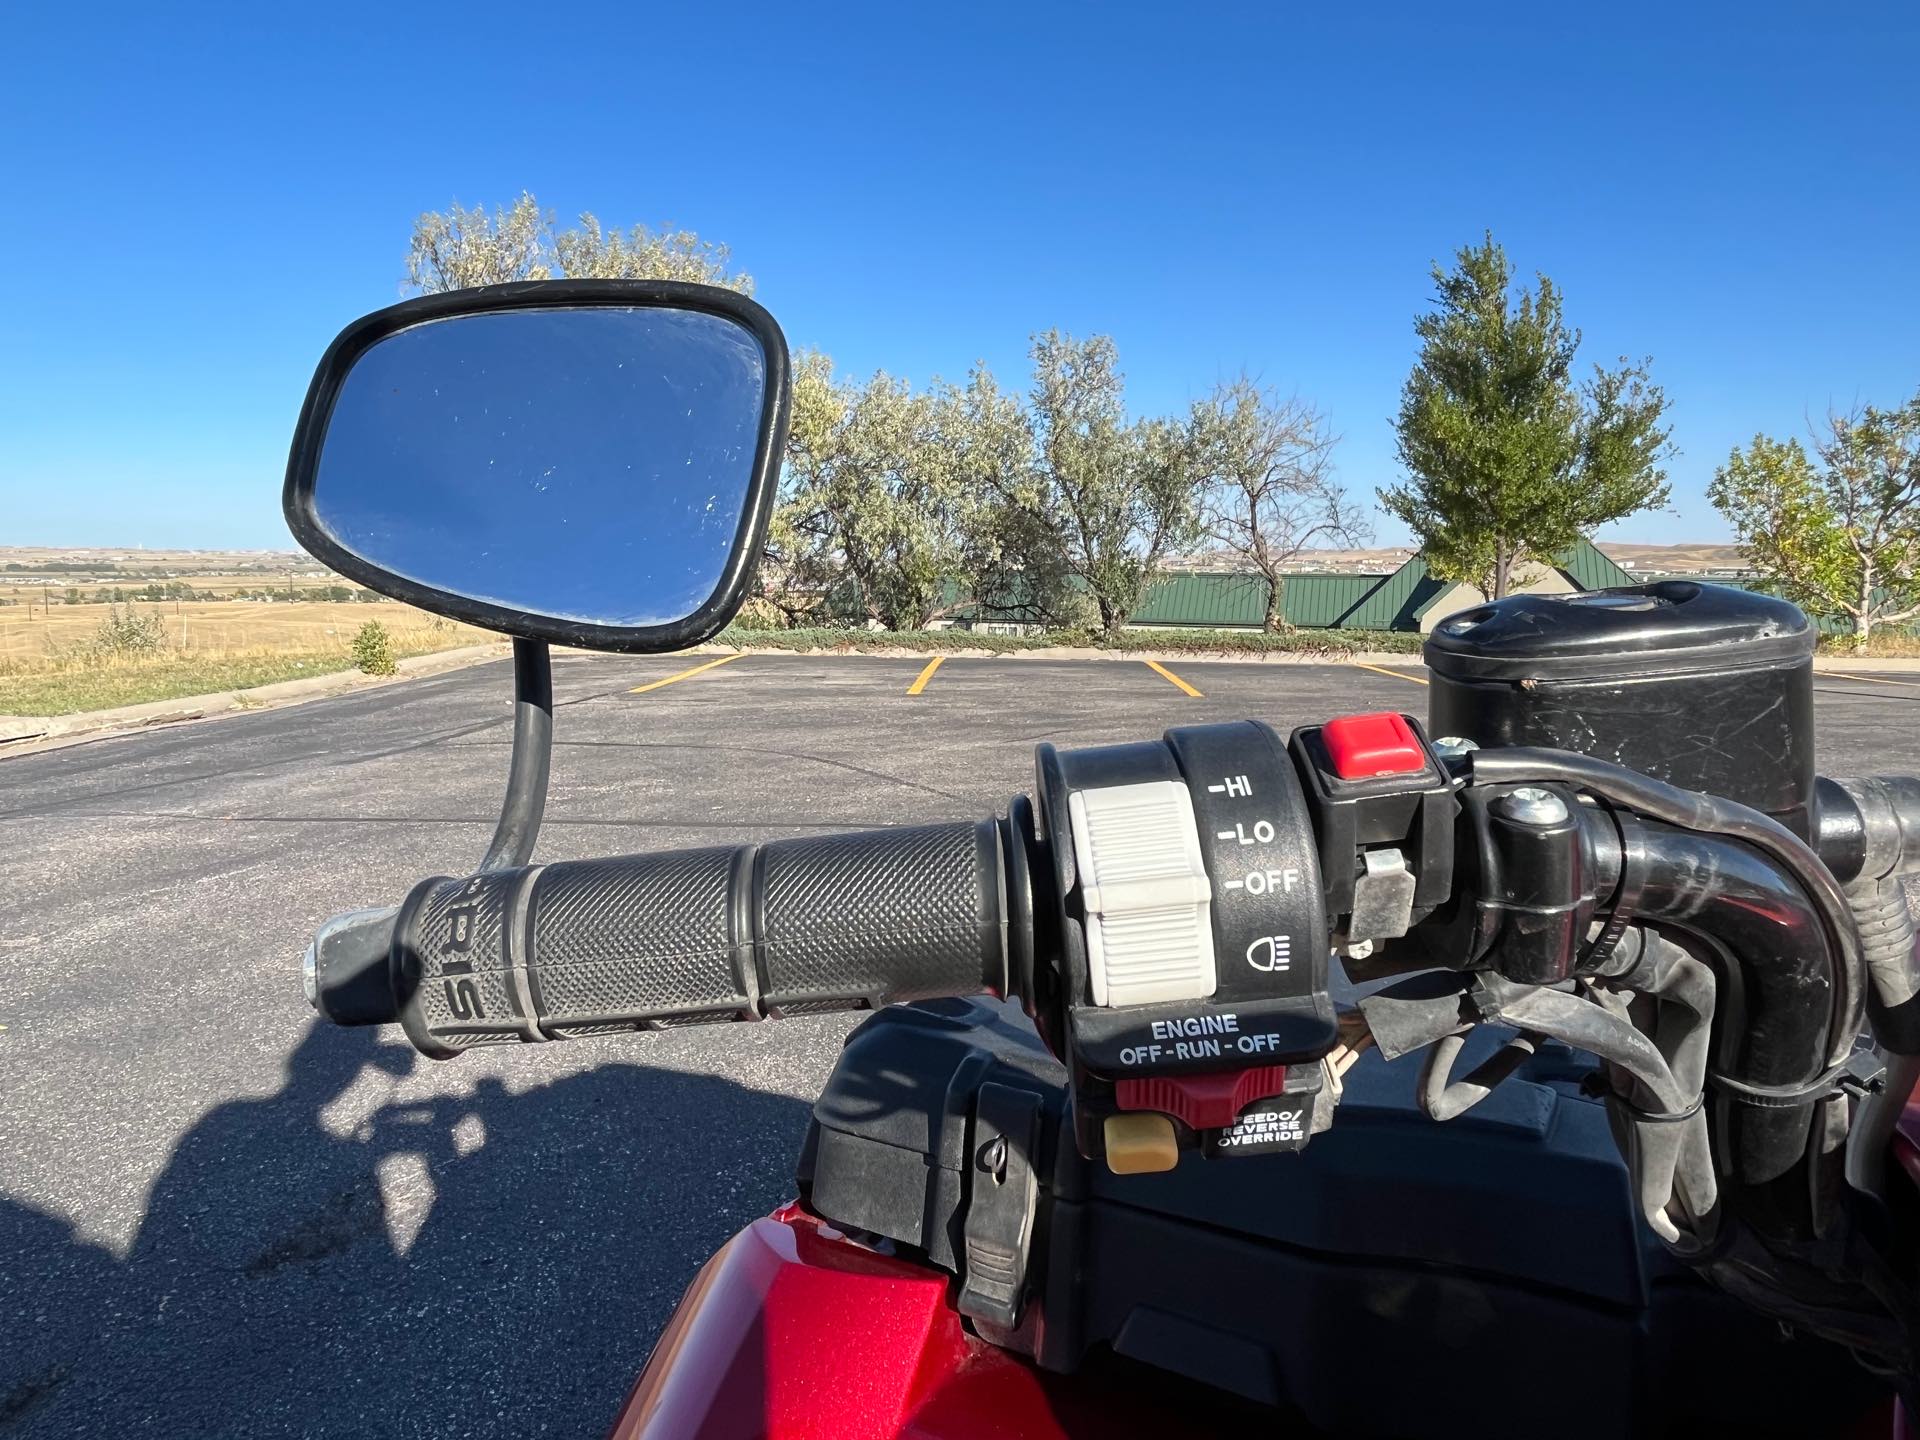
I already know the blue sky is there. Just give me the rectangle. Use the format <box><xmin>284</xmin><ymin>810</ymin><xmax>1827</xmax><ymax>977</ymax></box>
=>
<box><xmin>3</xmin><ymin>2</ymin><xmax>1915</xmax><ymax>551</ymax></box>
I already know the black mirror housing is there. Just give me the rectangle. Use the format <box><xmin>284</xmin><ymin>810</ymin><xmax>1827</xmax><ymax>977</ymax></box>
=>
<box><xmin>282</xmin><ymin>279</ymin><xmax>789</xmax><ymax>653</ymax></box>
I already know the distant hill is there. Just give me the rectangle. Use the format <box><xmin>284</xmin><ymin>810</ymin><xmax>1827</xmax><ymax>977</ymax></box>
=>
<box><xmin>1594</xmin><ymin>542</ymin><xmax>1747</xmax><ymax>573</ymax></box>
<box><xmin>0</xmin><ymin>546</ymin><xmax>319</xmax><ymax>578</ymax></box>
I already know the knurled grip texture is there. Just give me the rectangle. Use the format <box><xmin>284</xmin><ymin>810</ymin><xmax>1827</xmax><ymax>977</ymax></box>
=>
<box><xmin>388</xmin><ymin>820</ymin><xmax>1004</xmax><ymax>1058</ymax></box>
<box><xmin>758</xmin><ymin>821</ymin><xmax>1006</xmax><ymax>1010</ymax></box>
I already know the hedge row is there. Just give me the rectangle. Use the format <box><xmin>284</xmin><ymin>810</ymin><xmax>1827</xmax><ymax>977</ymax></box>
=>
<box><xmin>711</xmin><ymin>625</ymin><xmax>1427</xmax><ymax>657</ymax></box>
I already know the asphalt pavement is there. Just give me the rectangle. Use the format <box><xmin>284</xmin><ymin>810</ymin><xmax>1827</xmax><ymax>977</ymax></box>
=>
<box><xmin>4</xmin><ymin>651</ymin><xmax>1920</xmax><ymax>1436</ymax></box>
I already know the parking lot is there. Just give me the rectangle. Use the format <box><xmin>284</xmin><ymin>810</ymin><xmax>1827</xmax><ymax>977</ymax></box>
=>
<box><xmin>5</xmin><ymin>650</ymin><xmax>1920</xmax><ymax>1436</ymax></box>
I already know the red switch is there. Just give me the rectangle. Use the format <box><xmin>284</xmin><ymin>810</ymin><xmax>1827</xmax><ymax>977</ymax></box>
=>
<box><xmin>1114</xmin><ymin>1066</ymin><xmax>1293</xmax><ymax>1131</ymax></box>
<box><xmin>1322</xmin><ymin>712</ymin><xmax>1427</xmax><ymax>779</ymax></box>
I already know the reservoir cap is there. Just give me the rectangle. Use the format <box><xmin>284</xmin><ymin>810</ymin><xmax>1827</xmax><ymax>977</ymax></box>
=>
<box><xmin>1423</xmin><ymin>581</ymin><xmax>1815</xmax><ymax>683</ymax></box>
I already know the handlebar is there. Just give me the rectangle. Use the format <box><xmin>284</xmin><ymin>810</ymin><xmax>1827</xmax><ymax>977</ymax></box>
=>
<box><xmin>310</xmin><ymin>820</ymin><xmax>1010</xmax><ymax>1057</ymax></box>
<box><xmin>298</xmin><ymin>716</ymin><xmax>1920</xmax><ymax>1376</ymax></box>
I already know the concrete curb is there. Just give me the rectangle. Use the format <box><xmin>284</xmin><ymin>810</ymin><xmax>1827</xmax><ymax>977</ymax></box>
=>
<box><xmin>1811</xmin><ymin>656</ymin><xmax>1920</xmax><ymax>672</ymax></box>
<box><xmin>698</xmin><ymin>642</ymin><xmax>1428</xmax><ymax>667</ymax></box>
<box><xmin>0</xmin><ymin>643</ymin><xmax>511</xmax><ymax>752</ymax></box>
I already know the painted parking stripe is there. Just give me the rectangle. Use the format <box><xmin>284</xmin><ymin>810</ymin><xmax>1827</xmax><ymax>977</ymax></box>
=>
<box><xmin>1350</xmin><ymin>660</ymin><xmax>1429</xmax><ymax>686</ymax></box>
<box><xmin>628</xmin><ymin>653</ymin><xmax>744</xmax><ymax>694</ymax></box>
<box><xmin>1144</xmin><ymin>660</ymin><xmax>1203</xmax><ymax>697</ymax></box>
<box><xmin>906</xmin><ymin>656</ymin><xmax>945</xmax><ymax>695</ymax></box>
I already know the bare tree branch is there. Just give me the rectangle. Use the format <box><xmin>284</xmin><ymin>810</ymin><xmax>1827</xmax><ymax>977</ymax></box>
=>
<box><xmin>1193</xmin><ymin>376</ymin><xmax>1366</xmax><ymax>630</ymax></box>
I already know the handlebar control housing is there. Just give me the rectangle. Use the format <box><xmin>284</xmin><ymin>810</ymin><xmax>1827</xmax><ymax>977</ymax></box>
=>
<box><xmin>1290</xmin><ymin>712</ymin><xmax>1457</xmax><ymax>947</ymax></box>
<box><xmin>1031</xmin><ymin>721</ymin><xmax>1339</xmax><ymax>1162</ymax></box>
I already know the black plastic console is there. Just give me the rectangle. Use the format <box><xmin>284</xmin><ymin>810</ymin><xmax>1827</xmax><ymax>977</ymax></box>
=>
<box><xmin>798</xmin><ymin>998</ymin><xmax>1881</xmax><ymax>1437</ymax></box>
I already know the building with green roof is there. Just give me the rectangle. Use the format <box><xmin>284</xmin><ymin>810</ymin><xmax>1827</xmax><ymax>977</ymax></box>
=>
<box><xmin>1126</xmin><ymin>538</ymin><xmax>1635</xmax><ymax>633</ymax></box>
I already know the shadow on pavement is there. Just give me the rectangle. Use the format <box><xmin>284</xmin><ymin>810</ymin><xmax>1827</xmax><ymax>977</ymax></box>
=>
<box><xmin>1</xmin><ymin>1021</ymin><xmax>812</xmax><ymax>1437</ymax></box>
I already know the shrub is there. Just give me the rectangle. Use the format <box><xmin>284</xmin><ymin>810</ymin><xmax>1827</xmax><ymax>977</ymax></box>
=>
<box><xmin>725</xmin><ymin>598</ymin><xmax>790</xmax><ymax>631</ymax></box>
<box><xmin>351</xmin><ymin>620</ymin><xmax>398</xmax><ymax>676</ymax></box>
<box><xmin>90</xmin><ymin>604</ymin><xmax>169</xmax><ymax>658</ymax></box>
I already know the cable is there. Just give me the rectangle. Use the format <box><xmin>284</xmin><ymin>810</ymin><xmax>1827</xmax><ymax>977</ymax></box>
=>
<box><xmin>1418</xmin><ymin>1031</ymin><xmax>1541</xmax><ymax>1122</ymax></box>
<box><xmin>1470</xmin><ymin>748</ymin><xmax>1863</xmax><ymax>1071</ymax></box>
<box><xmin>1587</xmin><ymin>929</ymin><xmax>1721</xmax><ymax>1250</ymax></box>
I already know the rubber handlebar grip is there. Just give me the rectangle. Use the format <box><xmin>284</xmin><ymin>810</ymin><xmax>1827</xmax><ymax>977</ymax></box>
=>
<box><xmin>385</xmin><ymin>820</ymin><xmax>1006</xmax><ymax>1057</ymax></box>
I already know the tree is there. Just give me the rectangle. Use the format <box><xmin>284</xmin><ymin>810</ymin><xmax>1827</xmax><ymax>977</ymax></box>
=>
<box><xmin>990</xmin><ymin>332</ymin><xmax>1204</xmax><ymax>635</ymax></box>
<box><xmin>755</xmin><ymin>352</ymin><xmax>845</xmax><ymax>626</ymax></box>
<box><xmin>768</xmin><ymin>357</ymin><xmax>1023</xmax><ymax>631</ymax></box>
<box><xmin>551</xmin><ymin>216</ymin><xmax>751</xmax><ymax>292</ymax></box>
<box><xmin>1382</xmin><ymin>235</ymin><xmax>1673</xmax><ymax>598</ymax></box>
<box><xmin>404</xmin><ymin>194</ymin><xmax>747</xmax><ymax>295</ymax></box>
<box><xmin>405</xmin><ymin>193</ymin><xmax>552</xmax><ymax>293</ymax></box>
<box><xmin>806</xmin><ymin>367</ymin><xmax>954</xmax><ymax>630</ymax></box>
<box><xmin>937</xmin><ymin>365</ymin><xmax>1046</xmax><ymax>626</ymax></box>
<box><xmin>1193</xmin><ymin>377</ymin><xmax>1367</xmax><ymax>630</ymax></box>
<box><xmin>1709</xmin><ymin>393</ymin><xmax>1920</xmax><ymax>648</ymax></box>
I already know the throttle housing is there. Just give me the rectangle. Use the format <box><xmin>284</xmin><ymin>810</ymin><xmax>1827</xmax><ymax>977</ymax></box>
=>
<box><xmin>1031</xmin><ymin>721</ymin><xmax>1336</xmax><ymax>1162</ymax></box>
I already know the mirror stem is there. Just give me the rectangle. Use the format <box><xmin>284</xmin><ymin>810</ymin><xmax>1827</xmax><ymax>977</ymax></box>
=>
<box><xmin>481</xmin><ymin>638</ymin><xmax>553</xmax><ymax>871</ymax></box>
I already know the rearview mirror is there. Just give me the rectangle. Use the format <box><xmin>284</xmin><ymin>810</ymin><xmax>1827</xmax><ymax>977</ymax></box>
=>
<box><xmin>283</xmin><ymin>281</ymin><xmax>789</xmax><ymax>652</ymax></box>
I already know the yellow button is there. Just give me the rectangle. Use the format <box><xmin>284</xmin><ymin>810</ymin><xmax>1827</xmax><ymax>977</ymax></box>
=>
<box><xmin>1104</xmin><ymin>1112</ymin><xmax>1179</xmax><ymax>1175</ymax></box>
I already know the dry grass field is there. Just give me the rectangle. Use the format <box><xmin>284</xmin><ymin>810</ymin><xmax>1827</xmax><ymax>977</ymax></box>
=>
<box><xmin>0</xmin><ymin>588</ymin><xmax>490</xmax><ymax>717</ymax></box>
<box><xmin>0</xmin><ymin>593</ymin><xmax>475</xmax><ymax>661</ymax></box>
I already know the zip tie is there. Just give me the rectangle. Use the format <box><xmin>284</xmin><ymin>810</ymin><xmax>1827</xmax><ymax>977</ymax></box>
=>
<box><xmin>1707</xmin><ymin>1050</ymin><xmax>1886</xmax><ymax>1110</ymax></box>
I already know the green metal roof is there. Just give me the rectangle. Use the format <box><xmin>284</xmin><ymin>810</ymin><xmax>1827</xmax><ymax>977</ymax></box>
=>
<box><xmin>1558</xmin><ymin>538</ymin><xmax>1635</xmax><ymax>589</ymax></box>
<box><xmin>1381</xmin><ymin>539</ymin><xmax>1636</xmax><ymax>627</ymax></box>
<box><xmin>1128</xmin><ymin>571</ymin><xmax>1397</xmax><ymax>628</ymax></box>
<box><xmin>1336</xmin><ymin>556</ymin><xmax>1448</xmax><ymax>631</ymax></box>
<box><xmin>944</xmin><ymin>538</ymin><xmax>1669</xmax><ymax>634</ymax></box>
<box><xmin>1131</xmin><ymin>572</ymin><xmax>1270</xmax><ymax>627</ymax></box>
<box><xmin>1282</xmin><ymin>573</ymin><xmax>1394</xmax><ymax>627</ymax></box>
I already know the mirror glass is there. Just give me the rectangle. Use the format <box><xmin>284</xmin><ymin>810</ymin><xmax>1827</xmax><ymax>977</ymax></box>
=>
<box><xmin>310</xmin><ymin>305</ymin><xmax>768</xmax><ymax>629</ymax></box>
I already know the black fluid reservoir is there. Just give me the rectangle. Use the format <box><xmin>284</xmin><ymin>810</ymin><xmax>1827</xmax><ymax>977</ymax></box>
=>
<box><xmin>1424</xmin><ymin>582</ymin><xmax>1817</xmax><ymax>835</ymax></box>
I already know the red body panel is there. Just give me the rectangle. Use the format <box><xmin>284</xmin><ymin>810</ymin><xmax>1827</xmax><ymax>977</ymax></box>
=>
<box><xmin>607</xmin><ymin>1205</ymin><xmax>1236</xmax><ymax>1440</ymax></box>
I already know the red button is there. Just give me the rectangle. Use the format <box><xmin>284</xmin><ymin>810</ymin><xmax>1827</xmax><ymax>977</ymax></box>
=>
<box><xmin>1114</xmin><ymin>1066</ymin><xmax>1292</xmax><ymax>1131</ymax></box>
<box><xmin>1322</xmin><ymin>712</ymin><xmax>1426</xmax><ymax>779</ymax></box>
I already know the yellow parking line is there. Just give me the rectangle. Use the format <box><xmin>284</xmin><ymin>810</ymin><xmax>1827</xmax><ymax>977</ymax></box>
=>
<box><xmin>628</xmin><ymin>653</ymin><xmax>744</xmax><ymax>694</ymax></box>
<box><xmin>906</xmin><ymin>656</ymin><xmax>945</xmax><ymax>695</ymax></box>
<box><xmin>1351</xmin><ymin>660</ymin><xmax>1429</xmax><ymax>686</ymax></box>
<box><xmin>1144</xmin><ymin>660</ymin><xmax>1203</xmax><ymax>697</ymax></box>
